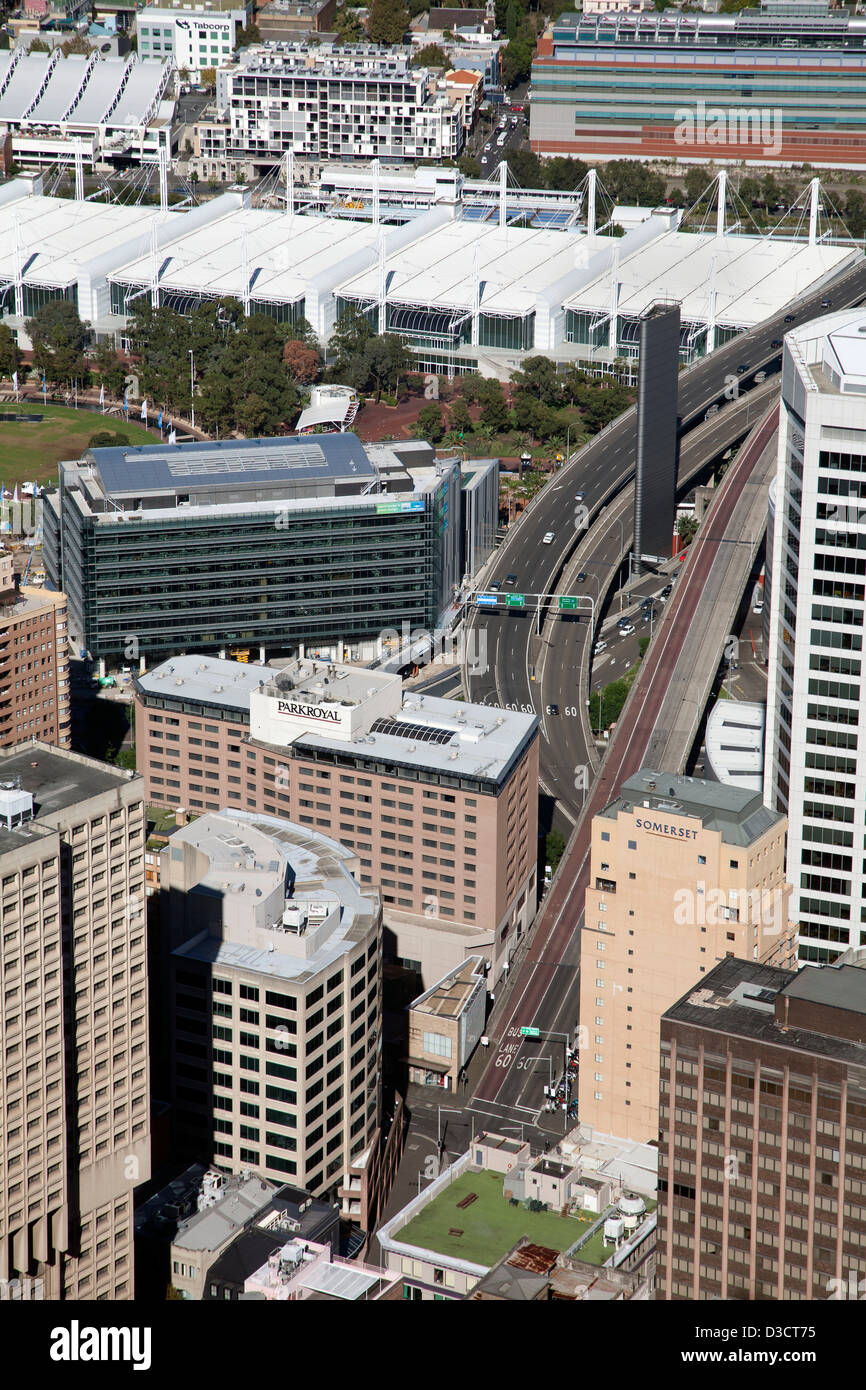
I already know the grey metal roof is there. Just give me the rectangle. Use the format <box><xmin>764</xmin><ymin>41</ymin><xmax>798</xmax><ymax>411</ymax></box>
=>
<box><xmin>89</xmin><ymin>433</ymin><xmax>375</xmax><ymax>498</ymax></box>
<box><xmin>599</xmin><ymin>768</ymin><xmax>784</xmax><ymax>847</ymax></box>
<box><xmin>781</xmin><ymin>963</ymin><xmax>866</xmax><ymax>1018</ymax></box>
<box><xmin>135</xmin><ymin>654</ymin><xmax>270</xmax><ymax>714</ymax></box>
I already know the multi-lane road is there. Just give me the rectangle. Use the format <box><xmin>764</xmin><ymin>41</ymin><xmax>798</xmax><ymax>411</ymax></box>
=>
<box><xmin>462</xmin><ymin>258</ymin><xmax>866</xmax><ymax>1132</ymax></box>
<box><xmin>463</xmin><ymin>261</ymin><xmax>866</xmax><ymax>826</ymax></box>
<box><xmin>469</xmin><ymin>403</ymin><xmax>781</xmax><ymax>1131</ymax></box>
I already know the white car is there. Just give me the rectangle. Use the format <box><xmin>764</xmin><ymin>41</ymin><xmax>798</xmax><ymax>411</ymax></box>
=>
<box><xmin>619</xmin><ymin>623</ymin><xmax>635</xmax><ymax>636</ymax></box>
<box><xmin>542</xmin><ymin>531</ymin><xmax>555</xmax><ymax>544</ymax></box>
<box><xmin>594</xmin><ymin>640</ymin><xmax>608</xmax><ymax>655</ymax></box>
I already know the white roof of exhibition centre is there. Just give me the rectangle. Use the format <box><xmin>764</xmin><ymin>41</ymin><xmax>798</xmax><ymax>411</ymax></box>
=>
<box><xmin>564</xmin><ymin>229</ymin><xmax>858</xmax><ymax>329</ymax></box>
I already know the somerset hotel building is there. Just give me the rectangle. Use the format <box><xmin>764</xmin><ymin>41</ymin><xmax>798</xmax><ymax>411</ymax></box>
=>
<box><xmin>134</xmin><ymin>655</ymin><xmax>539</xmax><ymax>987</ymax></box>
<box><xmin>579</xmin><ymin>770</ymin><xmax>797</xmax><ymax>1143</ymax></box>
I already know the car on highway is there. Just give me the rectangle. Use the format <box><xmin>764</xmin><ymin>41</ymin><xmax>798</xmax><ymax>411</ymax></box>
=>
<box><xmin>784</xmin><ymin>313</ymin><xmax>795</xmax><ymax>323</ymax></box>
<box><xmin>577</xmin><ymin>571</ymin><xmax>587</xmax><ymax>583</ymax></box>
<box><xmin>659</xmin><ymin>584</ymin><xmax>673</xmax><ymax>602</ymax></box>
<box><xmin>490</xmin><ymin>580</ymin><xmax>501</xmax><ymax>590</ymax></box>
<box><xmin>542</xmin><ymin>531</ymin><xmax>555</xmax><ymax>544</ymax></box>
<box><xmin>619</xmin><ymin>622</ymin><xmax>635</xmax><ymax>635</ymax></box>
<box><xmin>821</xmin><ymin>298</ymin><xmax>831</xmax><ymax>308</ymax></box>
<box><xmin>574</xmin><ymin>490</ymin><xmax>584</xmax><ymax>502</ymax></box>
<box><xmin>484</xmin><ymin>142</ymin><xmax>492</xmax><ymax>151</ymax></box>
<box><xmin>771</xmin><ymin>338</ymin><xmax>782</xmax><ymax>349</ymax></box>
<box><xmin>505</xmin><ymin>573</ymin><xmax>518</xmax><ymax>586</ymax></box>
<box><xmin>594</xmin><ymin>640</ymin><xmax>608</xmax><ymax>655</ymax></box>
<box><xmin>737</xmin><ymin>363</ymin><xmax>749</xmax><ymax>374</ymax></box>
<box><xmin>546</xmin><ymin>703</ymin><xmax>559</xmax><ymax>715</ymax></box>
<box><xmin>617</xmin><ymin>616</ymin><xmax>631</xmax><ymax>628</ymax></box>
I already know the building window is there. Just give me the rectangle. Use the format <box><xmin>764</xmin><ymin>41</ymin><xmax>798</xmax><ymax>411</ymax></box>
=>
<box><xmin>422</xmin><ymin>1032</ymin><xmax>452</xmax><ymax>1059</ymax></box>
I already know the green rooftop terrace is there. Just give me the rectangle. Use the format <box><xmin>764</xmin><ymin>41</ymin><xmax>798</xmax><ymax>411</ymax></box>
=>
<box><xmin>398</xmin><ymin>1170</ymin><xmax>596</xmax><ymax>1269</ymax></box>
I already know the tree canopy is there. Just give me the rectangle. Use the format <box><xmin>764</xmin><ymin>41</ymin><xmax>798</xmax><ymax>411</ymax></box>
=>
<box><xmin>25</xmin><ymin>301</ymin><xmax>90</xmax><ymax>386</ymax></box>
<box><xmin>366</xmin><ymin>0</ymin><xmax>409</xmax><ymax>43</ymax></box>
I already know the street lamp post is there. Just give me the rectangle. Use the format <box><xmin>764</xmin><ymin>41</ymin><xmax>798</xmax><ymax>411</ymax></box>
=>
<box><xmin>188</xmin><ymin>348</ymin><xmax>195</xmax><ymax>431</ymax></box>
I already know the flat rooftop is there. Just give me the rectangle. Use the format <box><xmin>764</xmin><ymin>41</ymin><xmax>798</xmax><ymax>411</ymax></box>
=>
<box><xmin>136</xmin><ymin>655</ymin><xmax>271</xmax><ymax>715</ymax></box>
<box><xmin>396</xmin><ymin>1170</ymin><xmax>586</xmax><ymax>1269</ymax></box>
<box><xmin>599</xmin><ymin>767</ymin><xmax>783</xmax><ymax>847</ymax></box>
<box><xmin>171</xmin><ymin>809</ymin><xmax>378</xmax><ymax>982</ymax></box>
<box><xmin>173</xmin><ymin>1175</ymin><xmax>277</xmax><ymax>1253</ymax></box>
<box><xmin>0</xmin><ymin>744</ymin><xmax>138</xmax><ymax>821</ymax></box>
<box><xmin>663</xmin><ymin>956</ymin><xmax>866</xmax><ymax>1066</ymax></box>
<box><xmin>80</xmin><ymin>433</ymin><xmax>375</xmax><ymax>500</ymax></box>
<box><xmin>410</xmin><ymin>955</ymin><xmax>486</xmax><ymax>1020</ymax></box>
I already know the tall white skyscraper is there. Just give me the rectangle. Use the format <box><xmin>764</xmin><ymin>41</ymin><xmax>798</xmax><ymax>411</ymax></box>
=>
<box><xmin>765</xmin><ymin>309</ymin><xmax>866</xmax><ymax>964</ymax></box>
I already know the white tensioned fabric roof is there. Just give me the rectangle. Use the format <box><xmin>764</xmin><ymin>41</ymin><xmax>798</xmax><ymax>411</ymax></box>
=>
<box><xmin>110</xmin><ymin>209</ymin><xmax>387</xmax><ymax>304</ymax></box>
<box><xmin>0</xmin><ymin>195</ymin><xmax>181</xmax><ymax>290</ymax></box>
<box><xmin>0</xmin><ymin>53</ymin><xmax>172</xmax><ymax>130</ymax></box>
<box><xmin>336</xmin><ymin>219</ymin><xmax>595</xmax><ymax>318</ymax></box>
<box><xmin>564</xmin><ymin>229</ymin><xmax>858</xmax><ymax>330</ymax></box>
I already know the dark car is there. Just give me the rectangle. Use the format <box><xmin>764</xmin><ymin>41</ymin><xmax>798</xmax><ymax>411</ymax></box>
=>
<box><xmin>546</xmin><ymin>703</ymin><xmax>559</xmax><ymax>715</ymax></box>
<box><xmin>505</xmin><ymin>573</ymin><xmax>518</xmax><ymax>586</ymax></box>
<box><xmin>577</xmin><ymin>571</ymin><xmax>587</xmax><ymax>583</ymax></box>
<box><xmin>490</xmin><ymin>580</ymin><xmax>501</xmax><ymax>591</ymax></box>
<box><xmin>784</xmin><ymin>314</ymin><xmax>795</xmax><ymax>323</ymax></box>
<box><xmin>737</xmin><ymin>363</ymin><xmax>749</xmax><ymax>374</ymax></box>
<box><xmin>771</xmin><ymin>338</ymin><xmax>782</xmax><ymax>349</ymax></box>
<box><xmin>661</xmin><ymin>584</ymin><xmax>673</xmax><ymax>598</ymax></box>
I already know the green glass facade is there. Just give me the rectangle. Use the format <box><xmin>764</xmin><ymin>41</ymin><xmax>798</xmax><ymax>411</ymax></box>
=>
<box><xmin>44</xmin><ymin>477</ymin><xmax>461</xmax><ymax>664</ymax></box>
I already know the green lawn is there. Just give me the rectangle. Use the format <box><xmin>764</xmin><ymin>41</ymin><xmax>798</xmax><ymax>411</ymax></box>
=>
<box><xmin>0</xmin><ymin>404</ymin><xmax>153</xmax><ymax>486</ymax></box>
<box><xmin>399</xmin><ymin>1170</ymin><xmax>589</xmax><ymax>1268</ymax></box>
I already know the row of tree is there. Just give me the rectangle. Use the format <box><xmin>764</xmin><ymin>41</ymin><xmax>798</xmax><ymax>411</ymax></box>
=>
<box><xmin>412</xmin><ymin>359</ymin><xmax>633</xmax><ymax>447</ymax></box>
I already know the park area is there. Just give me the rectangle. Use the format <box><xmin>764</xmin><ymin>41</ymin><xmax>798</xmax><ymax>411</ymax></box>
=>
<box><xmin>0</xmin><ymin>404</ymin><xmax>152</xmax><ymax>489</ymax></box>
<box><xmin>398</xmin><ymin>1170</ymin><xmax>595</xmax><ymax>1268</ymax></box>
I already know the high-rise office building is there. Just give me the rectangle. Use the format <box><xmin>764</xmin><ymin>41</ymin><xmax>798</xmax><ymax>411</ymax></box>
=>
<box><xmin>765</xmin><ymin>309</ymin><xmax>866</xmax><ymax>963</ymax></box>
<box><xmin>0</xmin><ymin>745</ymin><xmax>149</xmax><ymax>1300</ymax></box>
<box><xmin>657</xmin><ymin>951</ymin><xmax>866</xmax><ymax>1301</ymax></box>
<box><xmin>0</xmin><ymin>550</ymin><xmax>70</xmax><ymax>749</ymax></box>
<box><xmin>159</xmin><ymin>809</ymin><xmax>382</xmax><ymax>1219</ymax></box>
<box><xmin>579</xmin><ymin>769</ymin><xmax>795</xmax><ymax>1142</ymax></box>
<box><xmin>43</xmin><ymin>434</ymin><xmax>466</xmax><ymax>667</ymax></box>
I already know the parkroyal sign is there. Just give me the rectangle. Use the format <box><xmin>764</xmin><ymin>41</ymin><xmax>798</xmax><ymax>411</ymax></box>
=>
<box><xmin>276</xmin><ymin>700</ymin><xmax>342</xmax><ymax>723</ymax></box>
<box><xmin>635</xmin><ymin>817</ymin><xmax>698</xmax><ymax>841</ymax></box>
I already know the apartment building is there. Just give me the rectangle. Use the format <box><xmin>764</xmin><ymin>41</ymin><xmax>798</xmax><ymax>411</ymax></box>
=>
<box><xmin>135</xmin><ymin>655</ymin><xmax>539</xmax><ymax>986</ymax></box>
<box><xmin>407</xmin><ymin>956</ymin><xmax>486</xmax><ymax>1092</ymax></box>
<box><xmin>657</xmin><ymin>952</ymin><xmax>866</xmax><ymax>1300</ymax></box>
<box><xmin>0</xmin><ymin>745</ymin><xmax>149</xmax><ymax>1300</ymax></box>
<box><xmin>765</xmin><ymin>309</ymin><xmax>866</xmax><ymax>964</ymax></box>
<box><xmin>159</xmin><ymin>808</ymin><xmax>382</xmax><ymax>1217</ymax></box>
<box><xmin>0</xmin><ymin>567</ymin><xmax>71</xmax><ymax>750</ymax></box>
<box><xmin>214</xmin><ymin>43</ymin><xmax>463</xmax><ymax>176</ymax></box>
<box><xmin>579</xmin><ymin>769</ymin><xmax>796</xmax><ymax>1143</ymax></box>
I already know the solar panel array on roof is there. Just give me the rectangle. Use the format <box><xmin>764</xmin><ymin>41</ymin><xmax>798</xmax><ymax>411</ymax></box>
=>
<box><xmin>166</xmin><ymin>443</ymin><xmax>328</xmax><ymax>478</ymax></box>
<box><xmin>88</xmin><ymin>433</ymin><xmax>375</xmax><ymax>497</ymax></box>
<box><xmin>370</xmin><ymin>718</ymin><xmax>455</xmax><ymax>746</ymax></box>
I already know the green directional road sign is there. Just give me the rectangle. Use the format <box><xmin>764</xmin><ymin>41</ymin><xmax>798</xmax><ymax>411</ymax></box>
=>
<box><xmin>506</xmin><ymin>593</ymin><xmax>525</xmax><ymax>608</ymax></box>
<box><xmin>520</xmin><ymin>1026</ymin><xmax>540</xmax><ymax>1038</ymax></box>
<box><xmin>559</xmin><ymin>595</ymin><xmax>579</xmax><ymax>611</ymax></box>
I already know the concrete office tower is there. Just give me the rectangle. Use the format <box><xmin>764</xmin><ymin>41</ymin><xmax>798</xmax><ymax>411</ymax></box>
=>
<box><xmin>0</xmin><ymin>746</ymin><xmax>149</xmax><ymax>1300</ymax></box>
<box><xmin>135</xmin><ymin>655</ymin><xmax>538</xmax><ymax>987</ymax></box>
<box><xmin>579</xmin><ymin>769</ymin><xmax>795</xmax><ymax>1143</ymax></box>
<box><xmin>765</xmin><ymin>309</ymin><xmax>866</xmax><ymax>964</ymax></box>
<box><xmin>0</xmin><ymin>551</ymin><xmax>71</xmax><ymax>748</ymax></box>
<box><xmin>657</xmin><ymin>952</ymin><xmax>866</xmax><ymax>1301</ymax></box>
<box><xmin>160</xmin><ymin>809</ymin><xmax>382</xmax><ymax>1219</ymax></box>
<box><xmin>634</xmin><ymin>303</ymin><xmax>680</xmax><ymax>570</ymax></box>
